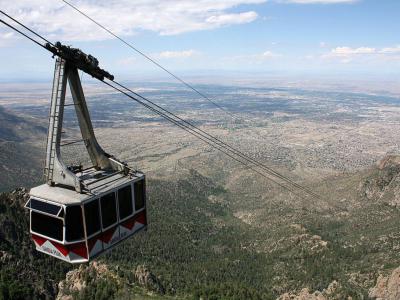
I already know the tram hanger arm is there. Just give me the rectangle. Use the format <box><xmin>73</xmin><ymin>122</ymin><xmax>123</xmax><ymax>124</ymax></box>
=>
<box><xmin>45</xmin><ymin>42</ymin><xmax>114</xmax><ymax>81</ymax></box>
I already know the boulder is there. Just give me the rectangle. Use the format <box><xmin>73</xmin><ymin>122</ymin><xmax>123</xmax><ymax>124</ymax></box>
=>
<box><xmin>369</xmin><ymin>267</ymin><xmax>400</xmax><ymax>300</ymax></box>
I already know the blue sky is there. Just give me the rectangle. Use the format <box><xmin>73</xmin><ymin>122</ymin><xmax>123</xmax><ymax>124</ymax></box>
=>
<box><xmin>0</xmin><ymin>0</ymin><xmax>399</xmax><ymax>81</ymax></box>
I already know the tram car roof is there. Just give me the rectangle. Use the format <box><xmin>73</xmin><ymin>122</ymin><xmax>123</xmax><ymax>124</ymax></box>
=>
<box><xmin>30</xmin><ymin>167</ymin><xmax>144</xmax><ymax>205</ymax></box>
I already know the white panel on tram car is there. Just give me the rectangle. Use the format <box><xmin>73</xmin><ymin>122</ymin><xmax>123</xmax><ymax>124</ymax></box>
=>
<box><xmin>88</xmin><ymin>237</ymin><xmax>103</xmax><ymax>258</ymax></box>
<box><xmin>119</xmin><ymin>210</ymin><xmax>147</xmax><ymax>238</ymax></box>
<box><xmin>101</xmin><ymin>226</ymin><xmax>121</xmax><ymax>249</ymax></box>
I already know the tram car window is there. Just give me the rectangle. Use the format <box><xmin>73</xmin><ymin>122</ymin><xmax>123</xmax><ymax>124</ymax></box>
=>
<box><xmin>84</xmin><ymin>200</ymin><xmax>101</xmax><ymax>236</ymax></box>
<box><xmin>118</xmin><ymin>185</ymin><xmax>133</xmax><ymax>220</ymax></box>
<box><xmin>100</xmin><ymin>192</ymin><xmax>117</xmax><ymax>229</ymax></box>
<box><xmin>134</xmin><ymin>179</ymin><xmax>145</xmax><ymax>211</ymax></box>
<box><xmin>31</xmin><ymin>211</ymin><xmax>63</xmax><ymax>241</ymax></box>
<box><xmin>30</xmin><ymin>198</ymin><xmax>62</xmax><ymax>215</ymax></box>
<box><xmin>66</xmin><ymin>205</ymin><xmax>84</xmax><ymax>242</ymax></box>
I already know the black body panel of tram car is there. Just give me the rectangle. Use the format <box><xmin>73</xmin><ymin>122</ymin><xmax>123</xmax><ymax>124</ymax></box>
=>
<box><xmin>26</xmin><ymin>177</ymin><xmax>147</xmax><ymax>263</ymax></box>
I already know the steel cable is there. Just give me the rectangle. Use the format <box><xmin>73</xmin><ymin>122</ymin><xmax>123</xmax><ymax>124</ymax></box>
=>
<box><xmin>110</xmin><ymin>80</ymin><xmax>321</xmax><ymax>200</ymax></box>
<box><xmin>0</xmin><ymin>14</ymin><xmax>321</xmax><ymax>201</ymax></box>
<box><xmin>61</xmin><ymin>0</ymin><xmax>239</xmax><ymax>120</ymax></box>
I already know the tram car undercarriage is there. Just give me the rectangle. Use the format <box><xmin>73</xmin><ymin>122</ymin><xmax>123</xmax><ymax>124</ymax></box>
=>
<box><xmin>24</xmin><ymin>48</ymin><xmax>147</xmax><ymax>263</ymax></box>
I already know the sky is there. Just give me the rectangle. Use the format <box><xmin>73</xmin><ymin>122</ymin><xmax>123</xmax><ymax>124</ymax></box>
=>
<box><xmin>0</xmin><ymin>0</ymin><xmax>399</xmax><ymax>81</ymax></box>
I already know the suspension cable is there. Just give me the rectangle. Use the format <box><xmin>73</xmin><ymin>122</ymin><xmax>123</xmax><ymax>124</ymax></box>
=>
<box><xmin>0</xmin><ymin>10</ymin><xmax>54</xmax><ymax>46</ymax></box>
<box><xmin>110</xmin><ymin>80</ymin><xmax>321</xmax><ymax>199</ymax></box>
<box><xmin>102</xmin><ymin>80</ymin><xmax>307</xmax><ymax>199</ymax></box>
<box><xmin>57</xmin><ymin>0</ymin><xmax>319</xmax><ymax>198</ymax></box>
<box><xmin>0</xmin><ymin>14</ymin><xmax>321</xmax><ymax>200</ymax></box>
<box><xmin>60</xmin><ymin>0</ymin><xmax>238</xmax><ymax>120</ymax></box>
<box><xmin>0</xmin><ymin>18</ymin><xmax>49</xmax><ymax>51</ymax></box>
<box><xmin>55</xmin><ymin>1</ymin><xmax>320</xmax><ymax>198</ymax></box>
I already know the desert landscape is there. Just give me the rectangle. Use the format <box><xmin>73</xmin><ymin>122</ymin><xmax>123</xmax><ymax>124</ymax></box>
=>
<box><xmin>1</xmin><ymin>78</ymin><xmax>400</xmax><ymax>299</ymax></box>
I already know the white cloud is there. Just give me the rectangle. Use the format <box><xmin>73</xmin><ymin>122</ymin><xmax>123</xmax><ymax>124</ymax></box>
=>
<box><xmin>156</xmin><ymin>50</ymin><xmax>199</xmax><ymax>59</ymax></box>
<box><xmin>224</xmin><ymin>50</ymin><xmax>282</xmax><ymax>64</ymax></box>
<box><xmin>206</xmin><ymin>11</ymin><xmax>258</xmax><ymax>26</ymax></box>
<box><xmin>330</xmin><ymin>46</ymin><xmax>376</xmax><ymax>56</ymax></box>
<box><xmin>380</xmin><ymin>46</ymin><xmax>400</xmax><ymax>54</ymax></box>
<box><xmin>0</xmin><ymin>0</ymin><xmax>265</xmax><ymax>41</ymax></box>
<box><xmin>2</xmin><ymin>32</ymin><xmax>14</xmax><ymax>39</ymax></box>
<box><xmin>280</xmin><ymin>0</ymin><xmax>357</xmax><ymax>3</ymax></box>
<box><xmin>117</xmin><ymin>50</ymin><xmax>199</xmax><ymax>67</ymax></box>
<box><xmin>261</xmin><ymin>50</ymin><xmax>279</xmax><ymax>58</ymax></box>
<box><xmin>0</xmin><ymin>31</ymin><xmax>16</xmax><ymax>47</ymax></box>
<box><xmin>322</xmin><ymin>45</ymin><xmax>400</xmax><ymax>63</ymax></box>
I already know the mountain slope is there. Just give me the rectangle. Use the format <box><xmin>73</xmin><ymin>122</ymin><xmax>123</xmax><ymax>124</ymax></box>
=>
<box><xmin>1</xmin><ymin>156</ymin><xmax>400</xmax><ymax>299</ymax></box>
<box><xmin>359</xmin><ymin>155</ymin><xmax>400</xmax><ymax>208</ymax></box>
<box><xmin>0</xmin><ymin>188</ymin><xmax>71</xmax><ymax>299</ymax></box>
<box><xmin>0</xmin><ymin>106</ymin><xmax>46</xmax><ymax>142</ymax></box>
<box><xmin>0</xmin><ymin>106</ymin><xmax>46</xmax><ymax>192</ymax></box>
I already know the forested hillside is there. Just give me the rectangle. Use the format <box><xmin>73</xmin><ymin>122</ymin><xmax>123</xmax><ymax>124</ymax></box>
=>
<box><xmin>0</xmin><ymin>106</ymin><xmax>45</xmax><ymax>192</ymax></box>
<box><xmin>1</xmin><ymin>162</ymin><xmax>400</xmax><ymax>299</ymax></box>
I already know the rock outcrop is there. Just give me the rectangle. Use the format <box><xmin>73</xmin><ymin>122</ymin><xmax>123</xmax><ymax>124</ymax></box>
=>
<box><xmin>56</xmin><ymin>262</ymin><xmax>166</xmax><ymax>299</ymax></box>
<box><xmin>359</xmin><ymin>155</ymin><xmax>400</xmax><ymax>207</ymax></box>
<box><xmin>277</xmin><ymin>288</ymin><xmax>327</xmax><ymax>300</ymax></box>
<box><xmin>135</xmin><ymin>265</ymin><xmax>165</xmax><ymax>294</ymax></box>
<box><xmin>369</xmin><ymin>267</ymin><xmax>400</xmax><ymax>300</ymax></box>
<box><xmin>277</xmin><ymin>281</ymin><xmax>344</xmax><ymax>300</ymax></box>
<box><xmin>8</xmin><ymin>187</ymin><xmax>30</xmax><ymax>207</ymax></box>
<box><xmin>57</xmin><ymin>262</ymin><xmax>118</xmax><ymax>300</ymax></box>
<box><xmin>291</xmin><ymin>234</ymin><xmax>328</xmax><ymax>253</ymax></box>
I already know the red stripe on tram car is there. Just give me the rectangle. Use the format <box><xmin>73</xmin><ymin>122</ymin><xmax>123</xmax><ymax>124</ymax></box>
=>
<box><xmin>32</xmin><ymin>234</ymin><xmax>89</xmax><ymax>259</ymax></box>
<box><xmin>52</xmin><ymin>241</ymin><xmax>70</xmax><ymax>257</ymax></box>
<box><xmin>100</xmin><ymin>227</ymin><xmax>117</xmax><ymax>243</ymax></box>
<box><xmin>135</xmin><ymin>210</ymin><xmax>147</xmax><ymax>225</ymax></box>
<box><xmin>121</xmin><ymin>217</ymin><xmax>136</xmax><ymax>230</ymax></box>
<box><xmin>69</xmin><ymin>242</ymin><xmax>88</xmax><ymax>259</ymax></box>
<box><xmin>121</xmin><ymin>210</ymin><xmax>147</xmax><ymax>230</ymax></box>
<box><xmin>32</xmin><ymin>234</ymin><xmax>47</xmax><ymax>246</ymax></box>
<box><xmin>88</xmin><ymin>237</ymin><xmax>98</xmax><ymax>253</ymax></box>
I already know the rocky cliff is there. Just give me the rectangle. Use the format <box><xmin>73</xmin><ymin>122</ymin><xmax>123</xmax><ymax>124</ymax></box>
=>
<box><xmin>276</xmin><ymin>281</ymin><xmax>344</xmax><ymax>300</ymax></box>
<box><xmin>359</xmin><ymin>155</ymin><xmax>400</xmax><ymax>208</ymax></box>
<box><xmin>56</xmin><ymin>262</ymin><xmax>165</xmax><ymax>300</ymax></box>
<box><xmin>369</xmin><ymin>266</ymin><xmax>400</xmax><ymax>300</ymax></box>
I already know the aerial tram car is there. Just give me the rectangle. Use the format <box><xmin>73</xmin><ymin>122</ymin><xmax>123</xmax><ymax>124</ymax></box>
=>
<box><xmin>24</xmin><ymin>43</ymin><xmax>147</xmax><ymax>263</ymax></box>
